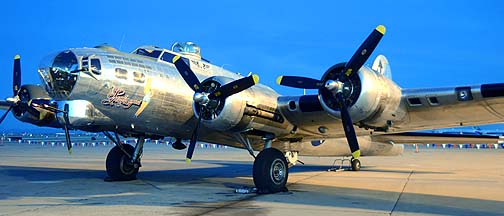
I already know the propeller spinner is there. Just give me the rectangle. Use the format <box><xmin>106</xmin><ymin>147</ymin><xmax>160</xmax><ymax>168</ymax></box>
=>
<box><xmin>276</xmin><ymin>25</ymin><xmax>386</xmax><ymax>160</ymax></box>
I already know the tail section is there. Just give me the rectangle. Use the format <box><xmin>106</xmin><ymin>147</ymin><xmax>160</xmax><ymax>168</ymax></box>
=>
<box><xmin>372</xmin><ymin>55</ymin><xmax>392</xmax><ymax>80</ymax></box>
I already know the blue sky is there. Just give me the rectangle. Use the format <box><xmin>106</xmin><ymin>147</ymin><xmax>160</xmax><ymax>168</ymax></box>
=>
<box><xmin>1</xmin><ymin>0</ymin><xmax>503</xmax><ymax>131</ymax></box>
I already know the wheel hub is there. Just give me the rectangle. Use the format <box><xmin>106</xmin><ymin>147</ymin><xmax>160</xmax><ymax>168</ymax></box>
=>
<box><xmin>271</xmin><ymin>159</ymin><xmax>286</xmax><ymax>184</ymax></box>
<box><xmin>119</xmin><ymin>155</ymin><xmax>136</xmax><ymax>175</ymax></box>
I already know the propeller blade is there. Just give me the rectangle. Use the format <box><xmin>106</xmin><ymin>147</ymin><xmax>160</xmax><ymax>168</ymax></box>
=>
<box><xmin>172</xmin><ymin>55</ymin><xmax>202</xmax><ymax>92</ymax></box>
<box><xmin>276</xmin><ymin>76</ymin><xmax>324</xmax><ymax>89</ymax></box>
<box><xmin>63</xmin><ymin>104</ymin><xmax>72</xmax><ymax>154</ymax></box>
<box><xmin>13</xmin><ymin>55</ymin><xmax>21</xmax><ymax>95</ymax></box>
<box><xmin>0</xmin><ymin>106</ymin><xmax>13</xmax><ymax>124</ymax></box>
<box><xmin>186</xmin><ymin>113</ymin><xmax>202</xmax><ymax>164</ymax></box>
<box><xmin>341</xmin><ymin>25</ymin><xmax>386</xmax><ymax>80</ymax></box>
<box><xmin>335</xmin><ymin>92</ymin><xmax>360</xmax><ymax>159</ymax></box>
<box><xmin>209</xmin><ymin>74</ymin><xmax>259</xmax><ymax>100</ymax></box>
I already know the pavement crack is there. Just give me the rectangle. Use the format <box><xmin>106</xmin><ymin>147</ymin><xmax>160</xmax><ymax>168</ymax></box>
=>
<box><xmin>390</xmin><ymin>170</ymin><xmax>414</xmax><ymax>216</ymax></box>
<box><xmin>141</xmin><ymin>179</ymin><xmax>163</xmax><ymax>190</ymax></box>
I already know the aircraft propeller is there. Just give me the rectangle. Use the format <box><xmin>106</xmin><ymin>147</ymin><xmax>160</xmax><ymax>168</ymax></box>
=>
<box><xmin>0</xmin><ymin>55</ymin><xmax>74</xmax><ymax>154</ymax></box>
<box><xmin>171</xmin><ymin>55</ymin><xmax>259</xmax><ymax>164</ymax></box>
<box><xmin>0</xmin><ymin>55</ymin><xmax>23</xmax><ymax>124</ymax></box>
<box><xmin>276</xmin><ymin>25</ymin><xmax>386</xmax><ymax>160</ymax></box>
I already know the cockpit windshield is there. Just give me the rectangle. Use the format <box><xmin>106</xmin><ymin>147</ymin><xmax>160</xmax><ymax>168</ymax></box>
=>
<box><xmin>134</xmin><ymin>48</ymin><xmax>162</xmax><ymax>59</ymax></box>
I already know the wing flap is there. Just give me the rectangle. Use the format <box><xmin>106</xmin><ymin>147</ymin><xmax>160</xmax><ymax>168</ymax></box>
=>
<box><xmin>373</xmin><ymin>132</ymin><xmax>502</xmax><ymax>144</ymax></box>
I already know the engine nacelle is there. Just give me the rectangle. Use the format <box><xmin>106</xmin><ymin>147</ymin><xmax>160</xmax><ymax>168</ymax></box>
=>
<box><xmin>195</xmin><ymin>76</ymin><xmax>248</xmax><ymax>131</ymax></box>
<box><xmin>13</xmin><ymin>85</ymin><xmax>60</xmax><ymax>128</ymax></box>
<box><xmin>319</xmin><ymin>63</ymin><xmax>405</xmax><ymax>129</ymax></box>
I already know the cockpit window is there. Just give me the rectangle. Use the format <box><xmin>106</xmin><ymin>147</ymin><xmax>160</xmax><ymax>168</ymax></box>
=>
<box><xmin>134</xmin><ymin>48</ymin><xmax>162</xmax><ymax>59</ymax></box>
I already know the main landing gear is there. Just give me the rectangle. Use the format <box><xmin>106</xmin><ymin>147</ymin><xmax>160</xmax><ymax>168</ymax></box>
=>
<box><xmin>253</xmin><ymin>148</ymin><xmax>289</xmax><ymax>193</ymax></box>
<box><xmin>235</xmin><ymin>133</ymin><xmax>290</xmax><ymax>193</ymax></box>
<box><xmin>103</xmin><ymin>132</ymin><xmax>145</xmax><ymax>181</ymax></box>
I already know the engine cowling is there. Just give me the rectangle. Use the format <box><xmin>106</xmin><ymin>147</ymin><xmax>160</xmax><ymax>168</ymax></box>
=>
<box><xmin>195</xmin><ymin>76</ymin><xmax>248</xmax><ymax>131</ymax></box>
<box><xmin>319</xmin><ymin>63</ymin><xmax>404</xmax><ymax>130</ymax></box>
<box><xmin>13</xmin><ymin>85</ymin><xmax>60</xmax><ymax>128</ymax></box>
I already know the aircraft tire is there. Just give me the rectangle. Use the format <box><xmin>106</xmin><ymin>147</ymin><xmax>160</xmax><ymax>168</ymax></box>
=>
<box><xmin>351</xmin><ymin>158</ymin><xmax>361</xmax><ymax>171</ymax></box>
<box><xmin>106</xmin><ymin>145</ymin><xmax>139</xmax><ymax>181</ymax></box>
<box><xmin>253</xmin><ymin>148</ymin><xmax>289</xmax><ymax>194</ymax></box>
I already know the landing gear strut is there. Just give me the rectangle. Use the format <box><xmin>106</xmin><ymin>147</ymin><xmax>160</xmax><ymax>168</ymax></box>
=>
<box><xmin>104</xmin><ymin>132</ymin><xmax>145</xmax><ymax>181</ymax></box>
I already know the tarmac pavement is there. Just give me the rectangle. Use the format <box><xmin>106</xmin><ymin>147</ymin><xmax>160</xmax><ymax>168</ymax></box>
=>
<box><xmin>0</xmin><ymin>141</ymin><xmax>503</xmax><ymax>215</ymax></box>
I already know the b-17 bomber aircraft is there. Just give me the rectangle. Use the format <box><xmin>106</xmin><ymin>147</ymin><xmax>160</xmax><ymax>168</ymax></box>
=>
<box><xmin>2</xmin><ymin>25</ymin><xmax>504</xmax><ymax>193</ymax></box>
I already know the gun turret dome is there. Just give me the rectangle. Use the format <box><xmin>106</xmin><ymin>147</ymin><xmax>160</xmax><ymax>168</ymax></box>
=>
<box><xmin>171</xmin><ymin>42</ymin><xmax>201</xmax><ymax>59</ymax></box>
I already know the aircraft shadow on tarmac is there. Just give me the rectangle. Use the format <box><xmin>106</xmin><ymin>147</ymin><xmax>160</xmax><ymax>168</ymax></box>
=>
<box><xmin>1</xmin><ymin>162</ymin><xmax>501</xmax><ymax>215</ymax></box>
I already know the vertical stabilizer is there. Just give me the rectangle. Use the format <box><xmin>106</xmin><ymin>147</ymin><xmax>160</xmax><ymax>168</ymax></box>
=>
<box><xmin>372</xmin><ymin>55</ymin><xmax>392</xmax><ymax>80</ymax></box>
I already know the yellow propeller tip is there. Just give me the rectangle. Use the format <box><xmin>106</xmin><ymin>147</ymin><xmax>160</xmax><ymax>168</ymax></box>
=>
<box><xmin>376</xmin><ymin>25</ymin><xmax>386</xmax><ymax>35</ymax></box>
<box><xmin>351</xmin><ymin>149</ymin><xmax>361</xmax><ymax>159</ymax></box>
<box><xmin>68</xmin><ymin>149</ymin><xmax>73</xmax><ymax>155</ymax></box>
<box><xmin>185</xmin><ymin>158</ymin><xmax>191</xmax><ymax>164</ymax></box>
<box><xmin>172</xmin><ymin>55</ymin><xmax>181</xmax><ymax>63</ymax></box>
<box><xmin>14</xmin><ymin>54</ymin><xmax>20</xmax><ymax>60</ymax></box>
<box><xmin>276</xmin><ymin>76</ymin><xmax>283</xmax><ymax>85</ymax></box>
<box><xmin>252</xmin><ymin>74</ymin><xmax>260</xmax><ymax>84</ymax></box>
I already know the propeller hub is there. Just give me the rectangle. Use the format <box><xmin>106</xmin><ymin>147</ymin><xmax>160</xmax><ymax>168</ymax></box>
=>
<box><xmin>6</xmin><ymin>96</ymin><xmax>20</xmax><ymax>104</ymax></box>
<box><xmin>325</xmin><ymin>80</ymin><xmax>345</xmax><ymax>93</ymax></box>
<box><xmin>193</xmin><ymin>92</ymin><xmax>210</xmax><ymax>106</ymax></box>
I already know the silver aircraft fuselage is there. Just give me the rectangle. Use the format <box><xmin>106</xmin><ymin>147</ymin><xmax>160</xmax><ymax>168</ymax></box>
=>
<box><xmin>35</xmin><ymin>43</ymin><xmax>504</xmax><ymax>158</ymax></box>
<box><xmin>38</xmin><ymin>46</ymin><xmax>293</xmax><ymax>150</ymax></box>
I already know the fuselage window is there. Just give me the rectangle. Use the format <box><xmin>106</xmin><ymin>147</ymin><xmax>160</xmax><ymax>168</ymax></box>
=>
<box><xmin>133</xmin><ymin>71</ymin><xmax>145</xmax><ymax>83</ymax></box>
<box><xmin>115</xmin><ymin>68</ymin><xmax>128</xmax><ymax>80</ymax></box>
<box><xmin>82</xmin><ymin>57</ymin><xmax>101</xmax><ymax>75</ymax></box>
<box><xmin>90</xmin><ymin>59</ymin><xmax>102</xmax><ymax>74</ymax></box>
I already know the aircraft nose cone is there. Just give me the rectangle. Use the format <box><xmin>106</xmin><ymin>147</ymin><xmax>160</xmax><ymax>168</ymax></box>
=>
<box><xmin>38</xmin><ymin>50</ymin><xmax>80</xmax><ymax>99</ymax></box>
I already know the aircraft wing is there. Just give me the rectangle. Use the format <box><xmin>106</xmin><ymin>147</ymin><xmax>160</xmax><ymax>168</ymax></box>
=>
<box><xmin>278</xmin><ymin>83</ymin><xmax>504</xmax><ymax>140</ymax></box>
<box><xmin>372</xmin><ymin>132</ymin><xmax>503</xmax><ymax>145</ymax></box>
<box><xmin>397</xmin><ymin>83</ymin><xmax>504</xmax><ymax>131</ymax></box>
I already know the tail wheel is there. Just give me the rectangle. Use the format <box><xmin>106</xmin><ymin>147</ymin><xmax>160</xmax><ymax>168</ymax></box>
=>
<box><xmin>106</xmin><ymin>145</ymin><xmax>138</xmax><ymax>181</ymax></box>
<box><xmin>351</xmin><ymin>158</ymin><xmax>361</xmax><ymax>171</ymax></box>
<box><xmin>253</xmin><ymin>148</ymin><xmax>289</xmax><ymax>193</ymax></box>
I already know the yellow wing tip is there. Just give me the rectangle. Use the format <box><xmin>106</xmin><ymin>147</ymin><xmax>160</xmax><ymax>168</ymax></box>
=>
<box><xmin>352</xmin><ymin>150</ymin><xmax>361</xmax><ymax>159</ymax></box>
<box><xmin>376</xmin><ymin>25</ymin><xmax>386</xmax><ymax>35</ymax></box>
<box><xmin>14</xmin><ymin>54</ymin><xmax>20</xmax><ymax>60</ymax></box>
<box><xmin>276</xmin><ymin>76</ymin><xmax>283</xmax><ymax>85</ymax></box>
<box><xmin>185</xmin><ymin>158</ymin><xmax>191</xmax><ymax>164</ymax></box>
<box><xmin>252</xmin><ymin>74</ymin><xmax>260</xmax><ymax>84</ymax></box>
<box><xmin>172</xmin><ymin>55</ymin><xmax>181</xmax><ymax>63</ymax></box>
